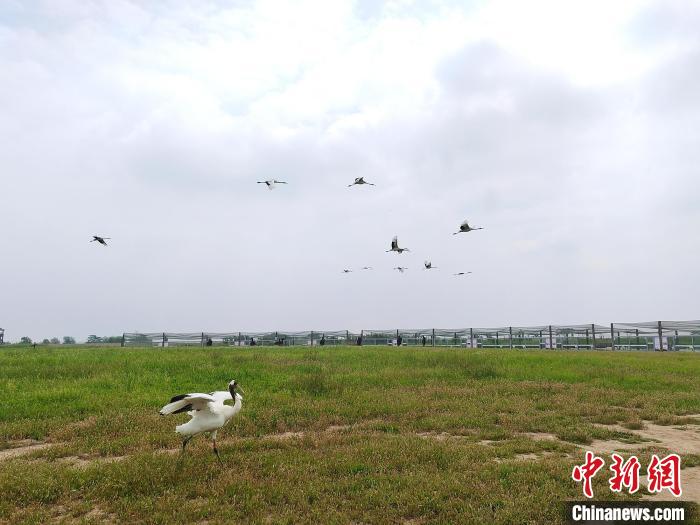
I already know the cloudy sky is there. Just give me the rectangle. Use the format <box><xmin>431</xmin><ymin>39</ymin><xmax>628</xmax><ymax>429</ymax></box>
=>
<box><xmin>1</xmin><ymin>0</ymin><xmax>698</xmax><ymax>341</ymax></box>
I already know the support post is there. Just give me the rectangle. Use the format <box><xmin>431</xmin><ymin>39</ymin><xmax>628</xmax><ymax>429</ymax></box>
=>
<box><xmin>347</xmin><ymin>330</ymin><xmax>350</xmax><ymax>344</ymax></box>
<box><xmin>310</xmin><ymin>331</ymin><xmax>314</xmax><ymax>347</ymax></box>
<box><xmin>495</xmin><ymin>332</ymin><xmax>499</xmax><ymax>348</ymax></box>
<box><xmin>121</xmin><ymin>333</ymin><xmax>125</xmax><ymax>347</ymax></box>
<box><xmin>470</xmin><ymin>327</ymin><xmax>474</xmax><ymax>349</ymax></box>
<box><xmin>591</xmin><ymin>324</ymin><xmax>596</xmax><ymax>349</ymax></box>
<box><xmin>548</xmin><ymin>325</ymin><xmax>553</xmax><ymax>350</ymax></box>
<box><xmin>610</xmin><ymin>323</ymin><xmax>615</xmax><ymax>351</ymax></box>
<box><xmin>585</xmin><ymin>328</ymin><xmax>589</xmax><ymax>347</ymax></box>
<box><xmin>162</xmin><ymin>332</ymin><xmax>165</xmax><ymax>348</ymax></box>
<box><xmin>657</xmin><ymin>321</ymin><xmax>664</xmax><ymax>351</ymax></box>
<box><xmin>509</xmin><ymin>326</ymin><xmax>513</xmax><ymax>349</ymax></box>
<box><xmin>635</xmin><ymin>329</ymin><xmax>639</xmax><ymax>348</ymax></box>
<box><xmin>238</xmin><ymin>332</ymin><xmax>242</xmax><ymax>346</ymax></box>
<box><xmin>432</xmin><ymin>328</ymin><xmax>435</xmax><ymax>347</ymax></box>
<box><xmin>201</xmin><ymin>332</ymin><xmax>204</xmax><ymax>347</ymax></box>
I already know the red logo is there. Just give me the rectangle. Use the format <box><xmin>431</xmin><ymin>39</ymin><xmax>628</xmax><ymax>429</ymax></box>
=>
<box><xmin>572</xmin><ymin>451</ymin><xmax>606</xmax><ymax>498</ymax></box>
<box><xmin>609</xmin><ymin>453</ymin><xmax>641</xmax><ymax>494</ymax></box>
<box><xmin>647</xmin><ymin>454</ymin><xmax>682</xmax><ymax>497</ymax></box>
<box><xmin>573</xmin><ymin>452</ymin><xmax>683</xmax><ymax>498</ymax></box>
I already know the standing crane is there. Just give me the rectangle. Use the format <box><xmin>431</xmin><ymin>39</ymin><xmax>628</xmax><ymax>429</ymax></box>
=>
<box><xmin>159</xmin><ymin>380</ymin><xmax>244</xmax><ymax>465</ymax></box>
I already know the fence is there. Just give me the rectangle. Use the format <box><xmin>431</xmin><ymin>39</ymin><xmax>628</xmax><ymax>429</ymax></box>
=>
<box><xmin>122</xmin><ymin>320</ymin><xmax>700</xmax><ymax>351</ymax></box>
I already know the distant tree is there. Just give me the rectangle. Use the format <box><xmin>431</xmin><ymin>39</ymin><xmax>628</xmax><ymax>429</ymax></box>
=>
<box><xmin>50</xmin><ymin>338</ymin><xmax>60</xmax><ymax>344</ymax></box>
<box><xmin>62</xmin><ymin>336</ymin><xmax>76</xmax><ymax>345</ymax></box>
<box><xmin>102</xmin><ymin>336</ymin><xmax>122</xmax><ymax>343</ymax></box>
<box><xmin>20</xmin><ymin>336</ymin><xmax>32</xmax><ymax>344</ymax></box>
<box><xmin>87</xmin><ymin>335</ymin><xmax>102</xmax><ymax>343</ymax></box>
<box><xmin>42</xmin><ymin>339</ymin><xmax>50</xmax><ymax>344</ymax></box>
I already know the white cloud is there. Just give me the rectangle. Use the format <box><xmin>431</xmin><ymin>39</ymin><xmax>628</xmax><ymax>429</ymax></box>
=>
<box><xmin>0</xmin><ymin>0</ymin><xmax>698</xmax><ymax>340</ymax></box>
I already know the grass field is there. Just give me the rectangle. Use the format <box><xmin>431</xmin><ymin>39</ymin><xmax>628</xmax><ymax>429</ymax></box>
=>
<box><xmin>0</xmin><ymin>346</ymin><xmax>698</xmax><ymax>524</ymax></box>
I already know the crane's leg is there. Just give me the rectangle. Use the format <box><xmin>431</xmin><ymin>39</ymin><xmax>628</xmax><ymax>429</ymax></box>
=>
<box><xmin>181</xmin><ymin>435</ymin><xmax>193</xmax><ymax>453</ymax></box>
<box><xmin>211</xmin><ymin>431</ymin><xmax>223</xmax><ymax>465</ymax></box>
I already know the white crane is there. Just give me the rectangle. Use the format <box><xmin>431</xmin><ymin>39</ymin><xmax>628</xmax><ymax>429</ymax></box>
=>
<box><xmin>90</xmin><ymin>235</ymin><xmax>110</xmax><ymax>246</ymax></box>
<box><xmin>453</xmin><ymin>271</ymin><xmax>472</xmax><ymax>276</ymax></box>
<box><xmin>394</xmin><ymin>266</ymin><xmax>408</xmax><ymax>273</ymax></box>
<box><xmin>348</xmin><ymin>177</ymin><xmax>375</xmax><ymax>187</ymax></box>
<box><xmin>342</xmin><ymin>269</ymin><xmax>352</xmax><ymax>273</ymax></box>
<box><xmin>361</xmin><ymin>266</ymin><xmax>373</xmax><ymax>270</ymax></box>
<box><xmin>257</xmin><ymin>180</ymin><xmax>288</xmax><ymax>190</ymax></box>
<box><xmin>386</xmin><ymin>236</ymin><xmax>410</xmax><ymax>254</ymax></box>
<box><xmin>159</xmin><ymin>380</ymin><xmax>244</xmax><ymax>464</ymax></box>
<box><xmin>453</xmin><ymin>220</ymin><xmax>484</xmax><ymax>234</ymax></box>
<box><xmin>424</xmin><ymin>261</ymin><xmax>437</xmax><ymax>270</ymax></box>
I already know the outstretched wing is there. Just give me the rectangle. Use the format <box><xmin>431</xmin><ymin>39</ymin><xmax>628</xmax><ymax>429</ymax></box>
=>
<box><xmin>159</xmin><ymin>393</ymin><xmax>216</xmax><ymax>415</ymax></box>
<box><xmin>391</xmin><ymin>236</ymin><xmax>398</xmax><ymax>249</ymax></box>
<box><xmin>208</xmin><ymin>390</ymin><xmax>233</xmax><ymax>403</ymax></box>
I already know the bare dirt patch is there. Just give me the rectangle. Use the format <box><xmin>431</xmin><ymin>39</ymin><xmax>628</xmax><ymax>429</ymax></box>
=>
<box><xmin>326</xmin><ymin>424</ymin><xmax>353</xmax><ymax>432</ymax></box>
<box><xmin>591</xmin><ymin>420</ymin><xmax>700</xmax><ymax>456</ymax></box>
<box><xmin>587</xmin><ymin>419</ymin><xmax>700</xmax><ymax>502</ymax></box>
<box><xmin>0</xmin><ymin>439</ymin><xmax>54</xmax><ymax>461</ymax></box>
<box><xmin>270</xmin><ymin>431</ymin><xmax>306</xmax><ymax>440</ymax></box>
<box><xmin>495</xmin><ymin>451</ymin><xmax>556</xmax><ymax>463</ymax></box>
<box><xmin>81</xmin><ymin>506</ymin><xmax>118</xmax><ymax>524</ymax></box>
<box><xmin>642</xmin><ymin>467</ymin><xmax>700</xmax><ymax>503</ymax></box>
<box><xmin>520</xmin><ymin>432</ymin><xmax>560</xmax><ymax>442</ymax></box>
<box><xmin>56</xmin><ymin>454</ymin><xmax>128</xmax><ymax>469</ymax></box>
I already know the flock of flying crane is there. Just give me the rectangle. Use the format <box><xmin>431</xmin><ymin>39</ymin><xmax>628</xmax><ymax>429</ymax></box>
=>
<box><xmin>93</xmin><ymin>175</ymin><xmax>483</xmax><ymax>461</ymax></box>
<box><xmin>344</xmin><ymin>176</ymin><xmax>482</xmax><ymax>276</ymax></box>
<box><xmin>92</xmin><ymin>176</ymin><xmax>483</xmax><ymax>279</ymax></box>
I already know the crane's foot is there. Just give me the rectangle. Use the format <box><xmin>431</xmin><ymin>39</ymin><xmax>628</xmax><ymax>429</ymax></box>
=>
<box><xmin>213</xmin><ymin>440</ymin><xmax>223</xmax><ymax>465</ymax></box>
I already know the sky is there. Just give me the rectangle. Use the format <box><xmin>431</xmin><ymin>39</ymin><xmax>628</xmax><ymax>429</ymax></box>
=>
<box><xmin>1</xmin><ymin>0</ymin><xmax>699</xmax><ymax>342</ymax></box>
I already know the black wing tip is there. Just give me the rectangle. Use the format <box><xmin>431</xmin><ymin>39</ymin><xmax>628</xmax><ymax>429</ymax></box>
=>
<box><xmin>172</xmin><ymin>404</ymin><xmax>193</xmax><ymax>415</ymax></box>
<box><xmin>169</xmin><ymin>393</ymin><xmax>188</xmax><ymax>403</ymax></box>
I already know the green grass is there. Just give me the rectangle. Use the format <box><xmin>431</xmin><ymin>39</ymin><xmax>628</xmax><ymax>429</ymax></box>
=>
<box><xmin>0</xmin><ymin>346</ymin><xmax>698</xmax><ymax>524</ymax></box>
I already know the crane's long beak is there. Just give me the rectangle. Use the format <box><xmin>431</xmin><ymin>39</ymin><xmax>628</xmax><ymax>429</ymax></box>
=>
<box><xmin>237</xmin><ymin>386</ymin><xmax>245</xmax><ymax>395</ymax></box>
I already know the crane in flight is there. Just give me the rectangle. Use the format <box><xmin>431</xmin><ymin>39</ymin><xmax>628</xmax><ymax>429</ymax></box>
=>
<box><xmin>386</xmin><ymin>236</ymin><xmax>410</xmax><ymax>254</ymax></box>
<box><xmin>90</xmin><ymin>235</ymin><xmax>110</xmax><ymax>246</ymax></box>
<box><xmin>348</xmin><ymin>177</ymin><xmax>375</xmax><ymax>187</ymax></box>
<box><xmin>453</xmin><ymin>271</ymin><xmax>472</xmax><ymax>276</ymax></box>
<box><xmin>453</xmin><ymin>220</ymin><xmax>484</xmax><ymax>234</ymax></box>
<box><xmin>424</xmin><ymin>261</ymin><xmax>437</xmax><ymax>270</ymax></box>
<box><xmin>342</xmin><ymin>269</ymin><xmax>352</xmax><ymax>273</ymax></box>
<box><xmin>394</xmin><ymin>266</ymin><xmax>408</xmax><ymax>273</ymax></box>
<box><xmin>257</xmin><ymin>180</ymin><xmax>288</xmax><ymax>190</ymax></box>
<box><xmin>362</xmin><ymin>266</ymin><xmax>373</xmax><ymax>270</ymax></box>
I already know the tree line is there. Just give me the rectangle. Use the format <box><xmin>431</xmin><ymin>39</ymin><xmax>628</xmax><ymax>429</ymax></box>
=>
<box><xmin>14</xmin><ymin>335</ymin><xmax>122</xmax><ymax>345</ymax></box>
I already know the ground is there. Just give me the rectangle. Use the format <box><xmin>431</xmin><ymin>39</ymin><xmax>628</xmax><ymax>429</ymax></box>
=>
<box><xmin>0</xmin><ymin>345</ymin><xmax>698</xmax><ymax>524</ymax></box>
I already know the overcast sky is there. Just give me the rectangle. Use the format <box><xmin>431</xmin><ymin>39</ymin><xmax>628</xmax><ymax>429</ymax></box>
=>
<box><xmin>1</xmin><ymin>0</ymin><xmax>698</xmax><ymax>341</ymax></box>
